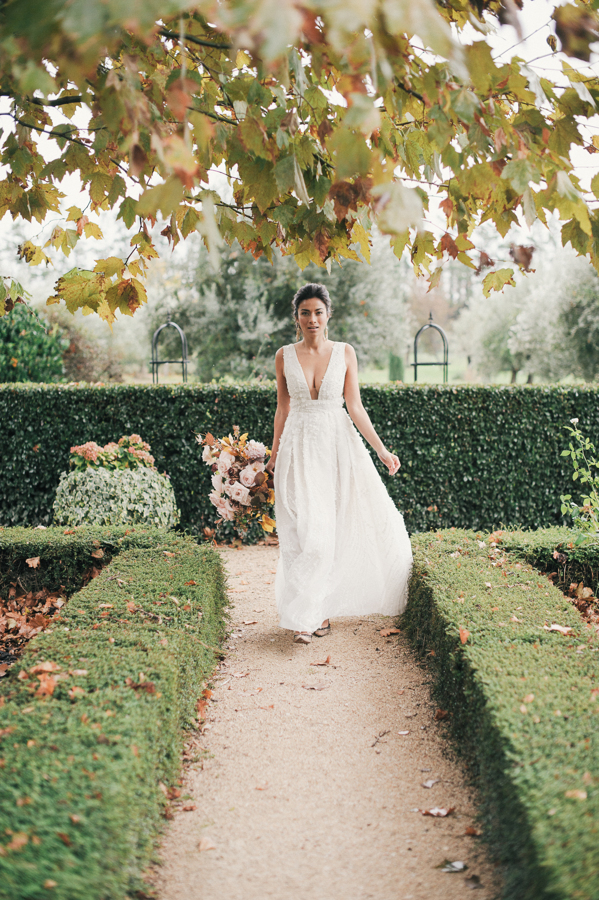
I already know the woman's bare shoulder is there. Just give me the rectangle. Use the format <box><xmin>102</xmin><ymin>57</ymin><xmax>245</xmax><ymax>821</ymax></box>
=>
<box><xmin>343</xmin><ymin>343</ymin><xmax>358</xmax><ymax>362</ymax></box>
<box><xmin>275</xmin><ymin>346</ymin><xmax>287</xmax><ymax>361</ymax></box>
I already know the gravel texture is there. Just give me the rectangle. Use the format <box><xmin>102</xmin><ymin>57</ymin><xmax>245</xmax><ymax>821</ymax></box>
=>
<box><xmin>150</xmin><ymin>544</ymin><xmax>499</xmax><ymax>900</ymax></box>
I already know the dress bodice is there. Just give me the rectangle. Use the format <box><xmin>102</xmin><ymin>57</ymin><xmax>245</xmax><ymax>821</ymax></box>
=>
<box><xmin>282</xmin><ymin>342</ymin><xmax>346</xmax><ymax>410</ymax></box>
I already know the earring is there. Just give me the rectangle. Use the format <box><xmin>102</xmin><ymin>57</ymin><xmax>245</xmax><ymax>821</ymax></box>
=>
<box><xmin>295</xmin><ymin>321</ymin><xmax>301</xmax><ymax>341</ymax></box>
<box><xmin>324</xmin><ymin>324</ymin><xmax>329</xmax><ymax>339</ymax></box>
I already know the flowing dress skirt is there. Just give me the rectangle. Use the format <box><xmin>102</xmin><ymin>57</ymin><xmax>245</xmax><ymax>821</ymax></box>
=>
<box><xmin>274</xmin><ymin>401</ymin><xmax>413</xmax><ymax>633</ymax></box>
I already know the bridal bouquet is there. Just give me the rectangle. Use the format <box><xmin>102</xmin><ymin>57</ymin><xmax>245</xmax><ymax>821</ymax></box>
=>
<box><xmin>197</xmin><ymin>425</ymin><xmax>276</xmax><ymax>534</ymax></box>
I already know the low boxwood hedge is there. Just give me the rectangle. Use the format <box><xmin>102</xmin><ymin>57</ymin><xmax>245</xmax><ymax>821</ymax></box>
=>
<box><xmin>404</xmin><ymin>528</ymin><xmax>599</xmax><ymax>900</ymax></box>
<box><xmin>4</xmin><ymin>382</ymin><xmax>599</xmax><ymax>535</ymax></box>
<box><xmin>0</xmin><ymin>527</ymin><xmax>228</xmax><ymax>900</ymax></box>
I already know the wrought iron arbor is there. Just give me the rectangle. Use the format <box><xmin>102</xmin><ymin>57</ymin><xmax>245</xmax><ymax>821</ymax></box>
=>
<box><xmin>412</xmin><ymin>312</ymin><xmax>449</xmax><ymax>383</ymax></box>
<box><xmin>151</xmin><ymin>312</ymin><xmax>189</xmax><ymax>384</ymax></box>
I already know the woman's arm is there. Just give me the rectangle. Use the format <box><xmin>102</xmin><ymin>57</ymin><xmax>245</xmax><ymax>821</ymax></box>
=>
<box><xmin>343</xmin><ymin>344</ymin><xmax>401</xmax><ymax>476</ymax></box>
<box><xmin>265</xmin><ymin>348</ymin><xmax>290</xmax><ymax>473</ymax></box>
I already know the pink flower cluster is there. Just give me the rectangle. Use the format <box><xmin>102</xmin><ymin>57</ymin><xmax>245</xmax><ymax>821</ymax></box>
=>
<box><xmin>70</xmin><ymin>441</ymin><xmax>103</xmax><ymax>462</ymax></box>
<box><xmin>197</xmin><ymin>426</ymin><xmax>275</xmax><ymax>532</ymax></box>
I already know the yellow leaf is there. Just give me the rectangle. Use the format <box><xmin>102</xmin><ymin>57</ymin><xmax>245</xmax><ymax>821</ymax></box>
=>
<box><xmin>94</xmin><ymin>257</ymin><xmax>125</xmax><ymax>278</ymax></box>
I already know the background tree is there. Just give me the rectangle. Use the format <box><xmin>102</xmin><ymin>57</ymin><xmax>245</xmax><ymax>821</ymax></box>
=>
<box><xmin>0</xmin><ymin>304</ymin><xmax>65</xmax><ymax>382</ymax></box>
<box><xmin>149</xmin><ymin>235</ymin><xmax>412</xmax><ymax>379</ymax></box>
<box><xmin>0</xmin><ymin>1</ymin><xmax>598</xmax><ymax>324</ymax></box>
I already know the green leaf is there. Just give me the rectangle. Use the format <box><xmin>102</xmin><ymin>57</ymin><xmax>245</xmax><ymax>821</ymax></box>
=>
<box><xmin>482</xmin><ymin>268</ymin><xmax>516</xmax><ymax>297</ymax></box>
<box><xmin>117</xmin><ymin>197</ymin><xmax>138</xmax><ymax>229</ymax></box>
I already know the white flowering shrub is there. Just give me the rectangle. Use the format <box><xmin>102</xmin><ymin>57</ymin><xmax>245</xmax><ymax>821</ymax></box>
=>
<box><xmin>53</xmin><ymin>467</ymin><xmax>179</xmax><ymax>529</ymax></box>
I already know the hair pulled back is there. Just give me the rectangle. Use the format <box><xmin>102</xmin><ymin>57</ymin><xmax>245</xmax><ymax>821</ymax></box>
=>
<box><xmin>291</xmin><ymin>283</ymin><xmax>332</xmax><ymax>319</ymax></box>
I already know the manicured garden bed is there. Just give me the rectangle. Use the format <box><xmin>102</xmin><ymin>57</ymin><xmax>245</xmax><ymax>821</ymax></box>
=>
<box><xmin>404</xmin><ymin>528</ymin><xmax>599</xmax><ymax>900</ymax></box>
<box><xmin>0</xmin><ymin>526</ymin><xmax>228</xmax><ymax>900</ymax></box>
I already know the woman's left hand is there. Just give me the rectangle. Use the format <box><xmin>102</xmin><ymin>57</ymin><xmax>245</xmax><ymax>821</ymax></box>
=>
<box><xmin>378</xmin><ymin>449</ymin><xmax>401</xmax><ymax>476</ymax></box>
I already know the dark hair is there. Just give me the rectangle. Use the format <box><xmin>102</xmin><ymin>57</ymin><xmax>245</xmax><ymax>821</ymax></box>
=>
<box><xmin>292</xmin><ymin>283</ymin><xmax>332</xmax><ymax>318</ymax></box>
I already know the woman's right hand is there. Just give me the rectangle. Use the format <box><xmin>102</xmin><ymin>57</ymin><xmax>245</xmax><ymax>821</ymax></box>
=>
<box><xmin>265</xmin><ymin>456</ymin><xmax>276</xmax><ymax>475</ymax></box>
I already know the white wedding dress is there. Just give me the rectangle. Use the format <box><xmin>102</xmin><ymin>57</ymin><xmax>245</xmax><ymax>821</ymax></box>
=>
<box><xmin>274</xmin><ymin>341</ymin><xmax>413</xmax><ymax>633</ymax></box>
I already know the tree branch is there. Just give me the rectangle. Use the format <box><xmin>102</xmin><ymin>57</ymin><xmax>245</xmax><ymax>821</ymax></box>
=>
<box><xmin>158</xmin><ymin>28</ymin><xmax>231</xmax><ymax>50</ymax></box>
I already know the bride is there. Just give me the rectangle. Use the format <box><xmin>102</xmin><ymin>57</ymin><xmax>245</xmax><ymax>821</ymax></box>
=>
<box><xmin>265</xmin><ymin>282</ymin><xmax>413</xmax><ymax>644</ymax></box>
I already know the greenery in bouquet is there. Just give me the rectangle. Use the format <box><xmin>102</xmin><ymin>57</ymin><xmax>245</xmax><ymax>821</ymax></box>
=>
<box><xmin>69</xmin><ymin>434</ymin><xmax>156</xmax><ymax>473</ymax></box>
<box><xmin>198</xmin><ymin>426</ymin><xmax>275</xmax><ymax>535</ymax></box>
<box><xmin>561</xmin><ymin>419</ymin><xmax>599</xmax><ymax>540</ymax></box>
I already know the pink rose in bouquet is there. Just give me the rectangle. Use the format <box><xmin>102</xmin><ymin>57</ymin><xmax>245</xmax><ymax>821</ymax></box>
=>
<box><xmin>197</xmin><ymin>426</ymin><xmax>276</xmax><ymax>534</ymax></box>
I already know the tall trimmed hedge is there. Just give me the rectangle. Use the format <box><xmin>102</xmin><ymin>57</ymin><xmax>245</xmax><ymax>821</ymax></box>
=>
<box><xmin>3</xmin><ymin>382</ymin><xmax>599</xmax><ymax>534</ymax></box>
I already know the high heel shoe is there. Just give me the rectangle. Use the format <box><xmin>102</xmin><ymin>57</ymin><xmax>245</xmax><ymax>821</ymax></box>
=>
<box><xmin>293</xmin><ymin>632</ymin><xmax>312</xmax><ymax>644</ymax></box>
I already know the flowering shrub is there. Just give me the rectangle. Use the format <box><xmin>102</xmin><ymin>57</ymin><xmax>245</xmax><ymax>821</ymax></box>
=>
<box><xmin>69</xmin><ymin>434</ymin><xmax>155</xmax><ymax>473</ymax></box>
<box><xmin>198</xmin><ymin>425</ymin><xmax>275</xmax><ymax>534</ymax></box>
<box><xmin>53</xmin><ymin>467</ymin><xmax>179</xmax><ymax>528</ymax></box>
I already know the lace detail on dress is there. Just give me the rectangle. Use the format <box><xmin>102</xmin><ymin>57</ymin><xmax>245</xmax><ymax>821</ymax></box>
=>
<box><xmin>275</xmin><ymin>341</ymin><xmax>412</xmax><ymax>633</ymax></box>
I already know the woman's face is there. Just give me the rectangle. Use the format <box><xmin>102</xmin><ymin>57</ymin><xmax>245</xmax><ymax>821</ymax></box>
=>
<box><xmin>296</xmin><ymin>297</ymin><xmax>330</xmax><ymax>338</ymax></box>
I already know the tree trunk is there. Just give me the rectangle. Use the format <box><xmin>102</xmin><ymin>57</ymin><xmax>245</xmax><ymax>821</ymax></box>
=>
<box><xmin>510</xmin><ymin>367</ymin><xmax>519</xmax><ymax>384</ymax></box>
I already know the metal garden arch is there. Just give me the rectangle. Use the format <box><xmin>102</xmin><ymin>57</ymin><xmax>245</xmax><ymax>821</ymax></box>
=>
<box><xmin>412</xmin><ymin>312</ymin><xmax>449</xmax><ymax>383</ymax></box>
<box><xmin>151</xmin><ymin>312</ymin><xmax>189</xmax><ymax>384</ymax></box>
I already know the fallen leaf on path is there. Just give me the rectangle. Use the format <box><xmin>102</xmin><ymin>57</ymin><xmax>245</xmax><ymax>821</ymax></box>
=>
<box><xmin>440</xmin><ymin>860</ymin><xmax>467</xmax><ymax>873</ymax></box>
<box><xmin>258</xmin><ymin>704</ymin><xmax>274</xmax><ymax>709</ymax></box>
<box><xmin>197</xmin><ymin>838</ymin><xmax>216</xmax><ymax>851</ymax></box>
<box><xmin>182</xmin><ymin>803</ymin><xmax>196</xmax><ymax>811</ymax></box>
<box><xmin>465</xmin><ymin>826</ymin><xmax>482</xmax><ymax>836</ymax></box>
<box><xmin>422</xmin><ymin>779</ymin><xmax>440</xmax><ymax>789</ymax></box>
<box><xmin>421</xmin><ymin>807</ymin><xmax>455</xmax><ymax>817</ymax></box>
<box><xmin>229</xmin><ymin>588</ymin><xmax>247</xmax><ymax>593</ymax></box>
<box><xmin>380</xmin><ymin>627</ymin><xmax>401</xmax><ymax>637</ymax></box>
<box><xmin>242</xmin><ymin>620</ymin><xmax>258</xmax><ymax>625</ymax></box>
<box><xmin>310</xmin><ymin>656</ymin><xmax>331</xmax><ymax>667</ymax></box>
<box><xmin>255</xmin><ymin>784</ymin><xmax>268</xmax><ymax>790</ymax></box>
<box><xmin>26</xmin><ymin>557</ymin><xmax>40</xmax><ymax>568</ymax></box>
<box><xmin>434</xmin><ymin>709</ymin><xmax>449</xmax><ymax>721</ymax></box>
<box><xmin>465</xmin><ymin>874</ymin><xmax>482</xmax><ymax>889</ymax></box>
<box><xmin>253</xmin><ymin>608</ymin><xmax>265</xmax><ymax>612</ymax></box>
<box><xmin>397</xmin><ymin>730</ymin><xmax>410</xmax><ymax>735</ymax></box>
<box><xmin>405</xmin><ymin>712</ymin><xmax>416</xmax><ymax>718</ymax></box>
<box><xmin>459</xmin><ymin>626</ymin><xmax>470</xmax><ymax>644</ymax></box>
<box><xmin>231</xmin><ymin>672</ymin><xmax>249</xmax><ymax>678</ymax></box>
<box><xmin>302</xmin><ymin>683</ymin><xmax>329</xmax><ymax>691</ymax></box>
<box><xmin>544</xmin><ymin>623</ymin><xmax>573</xmax><ymax>635</ymax></box>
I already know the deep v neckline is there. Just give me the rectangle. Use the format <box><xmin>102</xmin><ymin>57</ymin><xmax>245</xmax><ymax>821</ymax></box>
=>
<box><xmin>293</xmin><ymin>342</ymin><xmax>336</xmax><ymax>401</ymax></box>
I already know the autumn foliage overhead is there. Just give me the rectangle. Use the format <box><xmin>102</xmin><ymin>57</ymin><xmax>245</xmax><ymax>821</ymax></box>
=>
<box><xmin>0</xmin><ymin>0</ymin><xmax>599</xmax><ymax>321</ymax></box>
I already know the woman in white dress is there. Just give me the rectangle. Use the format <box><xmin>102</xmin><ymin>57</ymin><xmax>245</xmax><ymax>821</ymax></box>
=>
<box><xmin>265</xmin><ymin>283</ymin><xmax>412</xmax><ymax>644</ymax></box>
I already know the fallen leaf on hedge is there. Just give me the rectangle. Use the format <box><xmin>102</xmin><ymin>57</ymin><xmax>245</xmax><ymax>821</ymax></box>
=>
<box><xmin>434</xmin><ymin>709</ymin><xmax>449</xmax><ymax>721</ymax></box>
<box><xmin>0</xmin><ymin>664</ymin><xmax>8</xmax><ymax>678</ymax></box>
<box><xmin>302</xmin><ymin>683</ymin><xmax>329</xmax><ymax>690</ymax></box>
<box><xmin>511</xmin><ymin>616</ymin><xmax>522</xmax><ymax>622</ymax></box>
<box><xmin>422</xmin><ymin>779</ymin><xmax>440</xmax><ymax>788</ymax></box>
<box><xmin>484</xmin><ymin>582</ymin><xmax>492</xmax><ymax>588</ymax></box>
<box><xmin>421</xmin><ymin>807</ymin><xmax>455</xmax><ymax>817</ymax></box>
<box><xmin>524</xmin><ymin>693</ymin><xmax>534</xmax><ymax>703</ymax></box>
<box><xmin>7</xmin><ymin>833</ymin><xmax>28</xmax><ymax>851</ymax></box>
<box><xmin>168</xmin><ymin>595</ymin><xmax>180</xmax><ymax>605</ymax></box>
<box><xmin>310</xmin><ymin>656</ymin><xmax>331</xmax><ymax>666</ymax></box>
<box><xmin>91</xmin><ymin>549</ymin><xmax>104</xmax><ymax>559</ymax></box>
<box><xmin>36</xmin><ymin>674</ymin><xmax>57</xmax><ymax>696</ymax></box>
<box><xmin>163</xmin><ymin>551</ymin><xmax>175</xmax><ymax>557</ymax></box>
<box><xmin>158</xmin><ymin>782</ymin><xmax>168</xmax><ymax>796</ymax></box>
<box><xmin>68</xmin><ymin>686</ymin><xmax>86</xmax><ymax>699</ymax></box>
<box><xmin>465</xmin><ymin>826</ymin><xmax>482</xmax><ymax>836</ymax></box>
<box><xmin>30</xmin><ymin>662</ymin><xmax>60</xmax><ymax>674</ymax></box>
<box><xmin>57</xmin><ymin>832</ymin><xmax>71</xmax><ymax>846</ymax></box>
<box><xmin>70</xmin><ymin>814</ymin><xmax>81</xmax><ymax>824</ymax></box>
<box><xmin>380</xmin><ymin>627</ymin><xmax>401</xmax><ymax>636</ymax></box>
<box><xmin>459</xmin><ymin>626</ymin><xmax>470</xmax><ymax>644</ymax></box>
<box><xmin>126</xmin><ymin>601</ymin><xmax>137</xmax><ymax>613</ymax></box>
<box><xmin>197</xmin><ymin>837</ymin><xmax>216</xmax><ymax>851</ymax></box>
<box><xmin>44</xmin><ymin>880</ymin><xmax>58</xmax><ymax>889</ymax></box>
<box><xmin>184</xmin><ymin>580</ymin><xmax>197</xmax><ymax>585</ymax></box>
<box><xmin>565</xmin><ymin>789</ymin><xmax>587</xmax><ymax>800</ymax></box>
<box><xmin>544</xmin><ymin>623</ymin><xmax>573</xmax><ymax>635</ymax></box>
<box><xmin>26</xmin><ymin>557</ymin><xmax>40</xmax><ymax>568</ymax></box>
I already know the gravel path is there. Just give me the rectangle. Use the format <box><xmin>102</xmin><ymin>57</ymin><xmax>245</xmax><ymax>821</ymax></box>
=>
<box><xmin>150</xmin><ymin>544</ymin><xmax>499</xmax><ymax>900</ymax></box>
